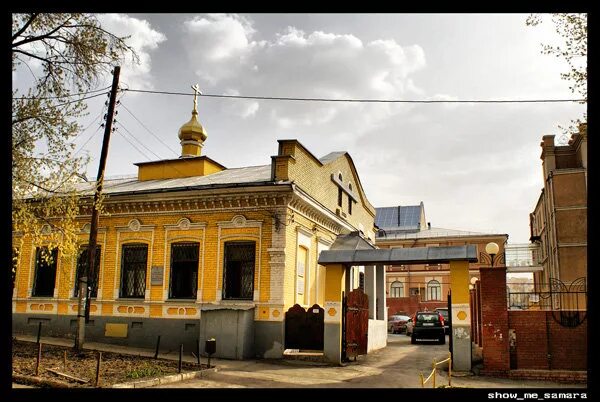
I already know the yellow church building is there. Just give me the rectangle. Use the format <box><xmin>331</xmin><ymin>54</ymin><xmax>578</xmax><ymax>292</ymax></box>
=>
<box><xmin>12</xmin><ymin>95</ymin><xmax>379</xmax><ymax>360</ymax></box>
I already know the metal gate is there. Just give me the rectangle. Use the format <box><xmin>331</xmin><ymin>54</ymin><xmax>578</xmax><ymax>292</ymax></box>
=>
<box><xmin>284</xmin><ymin>303</ymin><xmax>324</xmax><ymax>350</ymax></box>
<box><xmin>344</xmin><ymin>288</ymin><xmax>369</xmax><ymax>360</ymax></box>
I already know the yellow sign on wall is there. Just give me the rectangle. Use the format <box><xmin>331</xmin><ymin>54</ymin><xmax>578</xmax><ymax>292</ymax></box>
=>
<box><xmin>105</xmin><ymin>323</ymin><xmax>128</xmax><ymax>338</ymax></box>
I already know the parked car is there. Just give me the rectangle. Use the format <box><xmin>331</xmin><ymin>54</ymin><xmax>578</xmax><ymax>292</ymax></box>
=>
<box><xmin>388</xmin><ymin>315</ymin><xmax>411</xmax><ymax>334</ymax></box>
<box><xmin>434</xmin><ymin>307</ymin><xmax>450</xmax><ymax>335</ymax></box>
<box><xmin>411</xmin><ymin>311</ymin><xmax>446</xmax><ymax>345</ymax></box>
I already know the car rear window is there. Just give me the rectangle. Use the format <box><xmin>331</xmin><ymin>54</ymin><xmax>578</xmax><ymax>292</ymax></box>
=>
<box><xmin>417</xmin><ymin>313</ymin><xmax>440</xmax><ymax>322</ymax></box>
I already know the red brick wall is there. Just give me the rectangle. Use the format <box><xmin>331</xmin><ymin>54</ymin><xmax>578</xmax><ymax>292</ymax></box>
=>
<box><xmin>508</xmin><ymin>311</ymin><xmax>587</xmax><ymax>370</ymax></box>
<box><xmin>480</xmin><ymin>268</ymin><xmax>510</xmax><ymax>373</ymax></box>
<box><xmin>508</xmin><ymin>311</ymin><xmax>549</xmax><ymax>369</ymax></box>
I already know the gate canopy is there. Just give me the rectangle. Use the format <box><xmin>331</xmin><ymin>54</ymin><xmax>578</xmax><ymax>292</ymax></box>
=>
<box><xmin>318</xmin><ymin>245</ymin><xmax>478</xmax><ymax>265</ymax></box>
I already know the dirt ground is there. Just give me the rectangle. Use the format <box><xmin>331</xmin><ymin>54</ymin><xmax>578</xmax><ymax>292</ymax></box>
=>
<box><xmin>12</xmin><ymin>339</ymin><xmax>206</xmax><ymax>387</ymax></box>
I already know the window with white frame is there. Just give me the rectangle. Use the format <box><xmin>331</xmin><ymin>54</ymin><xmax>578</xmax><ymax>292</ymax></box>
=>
<box><xmin>390</xmin><ymin>281</ymin><xmax>404</xmax><ymax>298</ymax></box>
<box><xmin>427</xmin><ymin>279</ymin><xmax>441</xmax><ymax>301</ymax></box>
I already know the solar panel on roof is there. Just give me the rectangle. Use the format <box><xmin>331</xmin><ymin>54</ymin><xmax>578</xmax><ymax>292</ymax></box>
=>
<box><xmin>375</xmin><ymin>207</ymin><xmax>398</xmax><ymax>228</ymax></box>
<box><xmin>376</xmin><ymin>205</ymin><xmax>421</xmax><ymax>229</ymax></box>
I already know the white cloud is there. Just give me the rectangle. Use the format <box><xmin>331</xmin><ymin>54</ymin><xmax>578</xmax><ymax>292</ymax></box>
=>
<box><xmin>98</xmin><ymin>14</ymin><xmax>166</xmax><ymax>89</ymax></box>
<box><xmin>222</xmin><ymin>88</ymin><xmax>259</xmax><ymax>118</ymax></box>
<box><xmin>181</xmin><ymin>14</ymin><xmax>428</xmax><ymax>143</ymax></box>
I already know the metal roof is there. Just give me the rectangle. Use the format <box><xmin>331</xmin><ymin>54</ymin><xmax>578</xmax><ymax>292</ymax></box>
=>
<box><xmin>319</xmin><ymin>152</ymin><xmax>346</xmax><ymax>164</ymax></box>
<box><xmin>72</xmin><ymin>165</ymin><xmax>274</xmax><ymax>196</ymax></box>
<box><xmin>318</xmin><ymin>245</ymin><xmax>478</xmax><ymax>265</ymax></box>
<box><xmin>377</xmin><ymin>227</ymin><xmax>505</xmax><ymax>240</ymax></box>
<box><xmin>330</xmin><ymin>232</ymin><xmax>376</xmax><ymax>251</ymax></box>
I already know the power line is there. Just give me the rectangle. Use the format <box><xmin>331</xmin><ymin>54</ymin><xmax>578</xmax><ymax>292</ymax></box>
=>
<box><xmin>119</xmin><ymin>101</ymin><xmax>180</xmax><ymax>158</ymax></box>
<box><xmin>73</xmin><ymin>122</ymin><xmax>104</xmax><ymax>158</ymax></box>
<box><xmin>12</xmin><ymin>85</ymin><xmax>113</xmax><ymax>100</ymax></box>
<box><xmin>115</xmin><ymin>127</ymin><xmax>154</xmax><ymax>161</ymax></box>
<box><xmin>121</xmin><ymin>88</ymin><xmax>586</xmax><ymax>104</ymax></box>
<box><xmin>118</xmin><ymin>122</ymin><xmax>165</xmax><ymax>161</ymax></box>
<box><xmin>70</xmin><ymin>105</ymin><xmax>107</xmax><ymax>144</ymax></box>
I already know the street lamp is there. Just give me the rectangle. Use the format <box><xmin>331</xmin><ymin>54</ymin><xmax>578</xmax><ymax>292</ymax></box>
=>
<box><xmin>485</xmin><ymin>242</ymin><xmax>500</xmax><ymax>267</ymax></box>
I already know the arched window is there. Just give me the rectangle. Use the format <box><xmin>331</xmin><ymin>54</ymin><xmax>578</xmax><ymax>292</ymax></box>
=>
<box><xmin>427</xmin><ymin>280</ymin><xmax>441</xmax><ymax>301</ymax></box>
<box><xmin>390</xmin><ymin>281</ymin><xmax>404</xmax><ymax>298</ymax></box>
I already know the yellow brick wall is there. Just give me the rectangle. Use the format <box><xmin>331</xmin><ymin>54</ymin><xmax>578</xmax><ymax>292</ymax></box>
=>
<box><xmin>13</xmin><ymin>208</ymin><xmax>274</xmax><ymax>317</ymax></box>
<box><xmin>281</xmin><ymin>142</ymin><xmax>376</xmax><ymax>239</ymax></box>
<box><xmin>14</xmin><ymin>141</ymin><xmax>377</xmax><ymax>323</ymax></box>
<box><xmin>283</xmin><ymin>210</ymin><xmax>336</xmax><ymax>310</ymax></box>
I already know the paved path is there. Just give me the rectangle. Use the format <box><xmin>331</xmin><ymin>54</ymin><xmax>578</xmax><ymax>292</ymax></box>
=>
<box><xmin>156</xmin><ymin>334</ymin><xmax>587</xmax><ymax>388</ymax></box>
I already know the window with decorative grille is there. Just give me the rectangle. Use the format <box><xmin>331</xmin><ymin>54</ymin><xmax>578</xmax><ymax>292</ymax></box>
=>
<box><xmin>32</xmin><ymin>247</ymin><xmax>58</xmax><ymax>297</ymax></box>
<box><xmin>120</xmin><ymin>244</ymin><xmax>148</xmax><ymax>298</ymax></box>
<box><xmin>74</xmin><ymin>245</ymin><xmax>101</xmax><ymax>297</ymax></box>
<box><xmin>223</xmin><ymin>242</ymin><xmax>255</xmax><ymax>300</ymax></box>
<box><xmin>169</xmin><ymin>242</ymin><xmax>199</xmax><ymax>299</ymax></box>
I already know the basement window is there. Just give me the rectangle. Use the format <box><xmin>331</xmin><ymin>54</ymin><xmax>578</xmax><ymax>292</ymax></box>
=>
<box><xmin>32</xmin><ymin>247</ymin><xmax>58</xmax><ymax>297</ymax></box>
<box><xmin>169</xmin><ymin>242</ymin><xmax>199</xmax><ymax>299</ymax></box>
<box><xmin>223</xmin><ymin>241</ymin><xmax>255</xmax><ymax>300</ymax></box>
<box><xmin>74</xmin><ymin>245</ymin><xmax>101</xmax><ymax>298</ymax></box>
<box><xmin>120</xmin><ymin>244</ymin><xmax>148</xmax><ymax>298</ymax></box>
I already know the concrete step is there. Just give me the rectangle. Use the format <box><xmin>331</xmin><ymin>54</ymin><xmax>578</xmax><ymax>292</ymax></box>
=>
<box><xmin>282</xmin><ymin>349</ymin><xmax>327</xmax><ymax>364</ymax></box>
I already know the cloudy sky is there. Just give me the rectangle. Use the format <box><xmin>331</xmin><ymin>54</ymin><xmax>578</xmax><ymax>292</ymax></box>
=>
<box><xmin>14</xmin><ymin>13</ymin><xmax>586</xmax><ymax>244</ymax></box>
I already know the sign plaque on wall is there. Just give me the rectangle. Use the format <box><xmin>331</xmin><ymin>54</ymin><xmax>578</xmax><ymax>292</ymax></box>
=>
<box><xmin>151</xmin><ymin>266</ymin><xmax>164</xmax><ymax>285</ymax></box>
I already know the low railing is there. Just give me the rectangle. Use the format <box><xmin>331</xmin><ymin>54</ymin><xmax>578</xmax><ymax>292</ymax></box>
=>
<box><xmin>508</xmin><ymin>290</ymin><xmax>587</xmax><ymax>311</ymax></box>
<box><xmin>504</xmin><ymin>244</ymin><xmax>542</xmax><ymax>267</ymax></box>
<box><xmin>419</xmin><ymin>352</ymin><xmax>452</xmax><ymax>388</ymax></box>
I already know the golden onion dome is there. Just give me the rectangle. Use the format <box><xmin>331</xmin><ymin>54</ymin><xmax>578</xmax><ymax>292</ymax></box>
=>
<box><xmin>178</xmin><ymin>110</ymin><xmax>207</xmax><ymax>142</ymax></box>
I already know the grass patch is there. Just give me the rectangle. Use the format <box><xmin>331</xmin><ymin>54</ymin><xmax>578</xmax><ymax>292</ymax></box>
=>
<box><xmin>126</xmin><ymin>364</ymin><xmax>164</xmax><ymax>379</ymax></box>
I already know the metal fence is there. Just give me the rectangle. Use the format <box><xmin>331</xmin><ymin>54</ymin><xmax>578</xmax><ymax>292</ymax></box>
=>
<box><xmin>507</xmin><ymin>278</ymin><xmax>587</xmax><ymax>312</ymax></box>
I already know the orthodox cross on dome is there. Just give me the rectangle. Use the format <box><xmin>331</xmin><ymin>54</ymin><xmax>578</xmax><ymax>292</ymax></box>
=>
<box><xmin>191</xmin><ymin>84</ymin><xmax>202</xmax><ymax>113</ymax></box>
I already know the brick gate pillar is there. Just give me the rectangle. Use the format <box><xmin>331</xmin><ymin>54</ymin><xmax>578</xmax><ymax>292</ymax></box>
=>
<box><xmin>323</xmin><ymin>264</ymin><xmax>346</xmax><ymax>365</ymax></box>
<box><xmin>449</xmin><ymin>260</ymin><xmax>471</xmax><ymax>371</ymax></box>
<box><xmin>479</xmin><ymin>267</ymin><xmax>510</xmax><ymax>375</ymax></box>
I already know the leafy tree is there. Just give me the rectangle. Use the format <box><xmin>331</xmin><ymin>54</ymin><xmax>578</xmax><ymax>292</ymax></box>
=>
<box><xmin>526</xmin><ymin>13</ymin><xmax>587</xmax><ymax>139</ymax></box>
<box><xmin>12</xmin><ymin>13</ymin><xmax>137</xmax><ymax>266</ymax></box>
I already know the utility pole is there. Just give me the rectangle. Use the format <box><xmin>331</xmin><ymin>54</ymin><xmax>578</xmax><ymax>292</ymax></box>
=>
<box><xmin>75</xmin><ymin>66</ymin><xmax>120</xmax><ymax>352</ymax></box>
